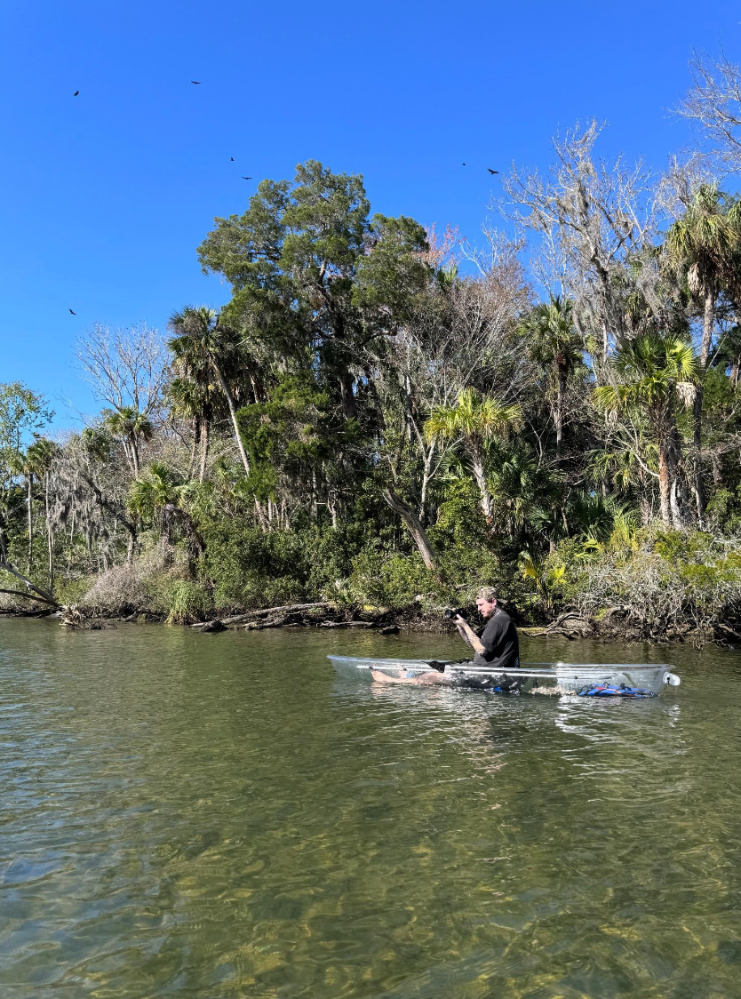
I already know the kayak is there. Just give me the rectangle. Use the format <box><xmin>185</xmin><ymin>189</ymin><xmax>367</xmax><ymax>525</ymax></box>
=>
<box><xmin>327</xmin><ymin>656</ymin><xmax>681</xmax><ymax>696</ymax></box>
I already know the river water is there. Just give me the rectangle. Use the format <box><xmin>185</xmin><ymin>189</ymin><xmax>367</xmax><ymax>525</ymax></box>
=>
<box><xmin>1</xmin><ymin>619</ymin><xmax>740</xmax><ymax>998</ymax></box>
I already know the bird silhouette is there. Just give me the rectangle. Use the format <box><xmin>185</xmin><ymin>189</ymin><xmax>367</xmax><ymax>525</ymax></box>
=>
<box><xmin>191</xmin><ymin>80</ymin><xmax>201</xmax><ymax>84</ymax></box>
<box><xmin>230</xmin><ymin>157</ymin><xmax>234</xmax><ymax>161</ymax></box>
<box><xmin>487</xmin><ymin>168</ymin><xmax>499</xmax><ymax>175</ymax></box>
<box><xmin>462</xmin><ymin>162</ymin><xmax>466</xmax><ymax>166</ymax></box>
<box><xmin>73</xmin><ymin>90</ymin><xmax>79</xmax><ymax>96</ymax></box>
<box><xmin>69</xmin><ymin>308</ymin><xmax>77</xmax><ymax>315</ymax></box>
<box><xmin>241</xmin><ymin>176</ymin><xmax>252</xmax><ymax>180</ymax></box>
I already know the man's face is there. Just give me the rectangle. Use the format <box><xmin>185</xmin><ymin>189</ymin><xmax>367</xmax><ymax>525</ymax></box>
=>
<box><xmin>476</xmin><ymin>597</ymin><xmax>497</xmax><ymax>618</ymax></box>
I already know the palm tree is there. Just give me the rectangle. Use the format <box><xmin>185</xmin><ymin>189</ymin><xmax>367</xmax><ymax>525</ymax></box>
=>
<box><xmin>103</xmin><ymin>406</ymin><xmax>152</xmax><ymax>478</ymax></box>
<box><xmin>594</xmin><ymin>335</ymin><xmax>699</xmax><ymax>528</ymax></box>
<box><xmin>8</xmin><ymin>439</ymin><xmax>58</xmax><ymax>575</ymax></box>
<box><xmin>424</xmin><ymin>388</ymin><xmax>522</xmax><ymax>526</ymax></box>
<box><xmin>168</xmin><ymin>375</ymin><xmax>216</xmax><ymax>483</ymax></box>
<box><xmin>128</xmin><ymin>462</ymin><xmax>204</xmax><ymax>562</ymax></box>
<box><xmin>518</xmin><ymin>296</ymin><xmax>583</xmax><ymax>456</ymax></box>
<box><xmin>665</xmin><ymin>185</ymin><xmax>741</xmax><ymax>520</ymax></box>
<box><xmin>665</xmin><ymin>185</ymin><xmax>741</xmax><ymax>366</ymax></box>
<box><xmin>168</xmin><ymin>307</ymin><xmax>252</xmax><ymax>477</ymax></box>
<box><xmin>25</xmin><ymin>439</ymin><xmax>59</xmax><ymax>587</ymax></box>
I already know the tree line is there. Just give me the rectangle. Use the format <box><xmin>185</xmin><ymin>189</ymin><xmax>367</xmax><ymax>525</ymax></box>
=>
<box><xmin>5</xmin><ymin>53</ymin><xmax>741</xmax><ymax>634</ymax></box>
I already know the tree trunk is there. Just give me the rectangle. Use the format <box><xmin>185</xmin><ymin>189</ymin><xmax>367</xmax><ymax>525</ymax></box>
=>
<box><xmin>254</xmin><ymin>498</ymin><xmax>268</xmax><ymax>531</ymax></box>
<box><xmin>639</xmin><ymin>489</ymin><xmax>653</xmax><ymax>526</ymax></box>
<box><xmin>131</xmin><ymin>437</ymin><xmax>140</xmax><ymax>478</ymax></box>
<box><xmin>199</xmin><ymin>418</ymin><xmax>210</xmax><ymax>484</ymax></box>
<box><xmin>26</xmin><ymin>473</ymin><xmax>33</xmax><ymax>574</ymax></box>
<box><xmin>555</xmin><ymin>365</ymin><xmax>567</xmax><ymax>458</ymax></box>
<box><xmin>382</xmin><ymin>489</ymin><xmax>445</xmax><ymax>577</ymax></box>
<box><xmin>711</xmin><ymin>452</ymin><xmax>723</xmax><ymax>488</ymax></box>
<box><xmin>187</xmin><ymin>417</ymin><xmax>200</xmax><ymax>479</ymax></box>
<box><xmin>691</xmin><ymin>389</ymin><xmax>704</xmax><ymax>524</ymax></box>
<box><xmin>470</xmin><ymin>453</ymin><xmax>494</xmax><ymax>525</ymax></box>
<box><xmin>45</xmin><ymin>472</ymin><xmax>54</xmax><ymax>591</ymax></box>
<box><xmin>691</xmin><ymin>289</ymin><xmax>715</xmax><ymax>525</ymax></box>
<box><xmin>670</xmin><ymin>478</ymin><xmax>685</xmax><ymax>529</ymax></box>
<box><xmin>311</xmin><ymin>469</ymin><xmax>318</xmax><ymax>521</ymax></box>
<box><xmin>339</xmin><ymin>369</ymin><xmax>357</xmax><ymax>420</ymax></box>
<box><xmin>418</xmin><ymin>441</ymin><xmax>436</xmax><ymax>526</ymax></box>
<box><xmin>700</xmin><ymin>289</ymin><xmax>715</xmax><ymax>367</ymax></box>
<box><xmin>658</xmin><ymin>442</ymin><xmax>672</xmax><ymax>526</ymax></box>
<box><xmin>0</xmin><ymin>560</ymin><xmax>57</xmax><ymax>605</ymax></box>
<box><xmin>211</xmin><ymin>360</ymin><xmax>251</xmax><ymax>476</ymax></box>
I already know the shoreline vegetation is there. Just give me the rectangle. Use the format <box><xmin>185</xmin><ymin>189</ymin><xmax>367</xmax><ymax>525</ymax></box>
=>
<box><xmin>7</xmin><ymin>55</ymin><xmax>741</xmax><ymax>648</ymax></box>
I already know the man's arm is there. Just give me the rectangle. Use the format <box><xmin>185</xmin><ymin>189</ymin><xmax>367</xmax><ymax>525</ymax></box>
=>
<box><xmin>455</xmin><ymin>616</ymin><xmax>486</xmax><ymax>656</ymax></box>
<box><xmin>456</xmin><ymin>622</ymin><xmax>473</xmax><ymax>647</ymax></box>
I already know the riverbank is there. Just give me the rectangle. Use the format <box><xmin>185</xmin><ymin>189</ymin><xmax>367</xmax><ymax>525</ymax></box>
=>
<box><xmin>2</xmin><ymin>593</ymin><xmax>737</xmax><ymax>646</ymax></box>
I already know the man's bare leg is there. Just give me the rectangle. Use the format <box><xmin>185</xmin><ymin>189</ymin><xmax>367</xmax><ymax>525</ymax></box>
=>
<box><xmin>370</xmin><ymin>668</ymin><xmax>453</xmax><ymax>686</ymax></box>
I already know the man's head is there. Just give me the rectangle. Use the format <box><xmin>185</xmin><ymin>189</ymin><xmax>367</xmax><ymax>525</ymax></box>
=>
<box><xmin>475</xmin><ymin>586</ymin><xmax>498</xmax><ymax>618</ymax></box>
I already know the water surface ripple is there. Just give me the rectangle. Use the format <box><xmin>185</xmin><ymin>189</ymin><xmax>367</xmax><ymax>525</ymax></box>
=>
<box><xmin>0</xmin><ymin>619</ymin><xmax>739</xmax><ymax>998</ymax></box>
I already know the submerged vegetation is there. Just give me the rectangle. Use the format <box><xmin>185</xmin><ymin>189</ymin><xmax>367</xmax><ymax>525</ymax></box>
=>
<box><xmin>7</xmin><ymin>55</ymin><xmax>741</xmax><ymax>641</ymax></box>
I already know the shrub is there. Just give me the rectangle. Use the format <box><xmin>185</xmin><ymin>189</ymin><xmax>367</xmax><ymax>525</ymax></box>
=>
<box><xmin>165</xmin><ymin>580</ymin><xmax>214</xmax><ymax>624</ymax></box>
<box><xmin>347</xmin><ymin>544</ymin><xmax>433</xmax><ymax>608</ymax></box>
<box><xmin>82</xmin><ymin>546</ymin><xmax>172</xmax><ymax>615</ymax></box>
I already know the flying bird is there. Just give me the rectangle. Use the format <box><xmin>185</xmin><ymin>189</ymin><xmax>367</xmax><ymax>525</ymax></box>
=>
<box><xmin>462</xmin><ymin>162</ymin><xmax>466</xmax><ymax>166</ymax></box>
<box><xmin>69</xmin><ymin>308</ymin><xmax>77</xmax><ymax>315</ymax></box>
<box><xmin>487</xmin><ymin>168</ymin><xmax>499</xmax><ymax>175</ymax></box>
<box><xmin>241</xmin><ymin>176</ymin><xmax>252</xmax><ymax>180</ymax></box>
<box><xmin>191</xmin><ymin>80</ymin><xmax>201</xmax><ymax>84</ymax></box>
<box><xmin>230</xmin><ymin>156</ymin><xmax>234</xmax><ymax>161</ymax></box>
<box><xmin>73</xmin><ymin>90</ymin><xmax>79</xmax><ymax>96</ymax></box>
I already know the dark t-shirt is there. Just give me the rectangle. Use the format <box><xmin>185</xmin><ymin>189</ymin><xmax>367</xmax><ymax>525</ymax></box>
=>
<box><xmin>472</xmin><ymin>607</ymin><xmax>519</xmax><ymax>669</ymax></box>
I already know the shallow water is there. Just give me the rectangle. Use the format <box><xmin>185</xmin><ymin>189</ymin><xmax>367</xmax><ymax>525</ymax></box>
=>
<box><xmin>0</xmin><ymin>618</ymin><xmax>739</xmax><ymax>998</ymax></box>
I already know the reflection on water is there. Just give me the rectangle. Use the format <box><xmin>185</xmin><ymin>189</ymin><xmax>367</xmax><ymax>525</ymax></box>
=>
<box><xmin>0</xmin><ymin>619</ymin><xmax>739</xmax><ymax>997</ymax></box>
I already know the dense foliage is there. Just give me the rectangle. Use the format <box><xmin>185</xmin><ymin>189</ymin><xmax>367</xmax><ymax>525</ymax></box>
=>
<box><xmin>7</xmin><ymin>55</ymin><xmax>741</xmax><ymax>638</ymax></box>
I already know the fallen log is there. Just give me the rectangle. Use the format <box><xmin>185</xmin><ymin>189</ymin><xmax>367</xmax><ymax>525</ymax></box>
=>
<box><xmin>717</xmin><ymin>622</ymin><xmax>741</xmax><ymax>641</ymax></box>
<box><xmin>192</xmin><ymin>601</ymin><xmax>334</xmax><ymax>629</ymax></box>
<box><xmin>0</xmin><ymin>587</ymin><xmax>59</xmax><ymax>607</ymax></box>
<box><xmin>319</xmin><ymin>620</ymin><xmax>375</xmax><ymax>629</ymax></box>
<box><xmin>0</xmin><ymin>559</ymin><xmax>59</xmax><ymax>607</ymax></box>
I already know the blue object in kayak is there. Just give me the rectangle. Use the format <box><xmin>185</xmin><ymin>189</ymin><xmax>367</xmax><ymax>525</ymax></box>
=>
<box><xmin>578</xmin><ymin>683</ymin><xmax>655</xmax><ymax>698</ymax></box>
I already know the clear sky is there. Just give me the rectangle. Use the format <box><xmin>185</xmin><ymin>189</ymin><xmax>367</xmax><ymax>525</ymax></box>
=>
<box><xmin>2</xmin><ymin>0</ymin><xmax>739</xmax><ymax>430</ymax></box>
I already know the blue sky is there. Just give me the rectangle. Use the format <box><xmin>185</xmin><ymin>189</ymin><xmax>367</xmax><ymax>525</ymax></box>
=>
<box><xmin>2</xmin><ymin>0</ymin><xmax>740</xmax><ymax>430</ymax></box>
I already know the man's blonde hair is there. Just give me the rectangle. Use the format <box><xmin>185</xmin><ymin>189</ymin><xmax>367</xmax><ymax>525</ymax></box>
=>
<box><xmin>476</xmin><ymin>586</ymin><xmax>498</xmax><ymax>603</ymax></box>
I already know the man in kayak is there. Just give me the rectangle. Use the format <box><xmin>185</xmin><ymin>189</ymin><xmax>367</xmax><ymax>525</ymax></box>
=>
<box><xmin>370</xmin><ymin>586</ymin><xmax>520</xmax><ymax>688</ymax></box>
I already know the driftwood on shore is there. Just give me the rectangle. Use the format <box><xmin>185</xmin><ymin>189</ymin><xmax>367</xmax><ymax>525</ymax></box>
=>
<box><xmin>191</xmin><ymin>601</ymin><xmax>400</xmax><ymax>633</ymax></box>
<box><xmin>524</xmin><ymin>611</ymin><xmax>593</xmax><ymax>640</ymax></box>
<box><xmin>60</xmin><ymin>605</ymin><xmax>114</xmax><ymax>630</ymax></box>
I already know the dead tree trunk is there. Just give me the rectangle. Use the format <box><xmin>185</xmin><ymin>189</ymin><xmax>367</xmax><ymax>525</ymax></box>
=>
<box><xmin>382</xmin><ymin>489</ymin><xmax>445</xmax><ymax>578</ymax></box>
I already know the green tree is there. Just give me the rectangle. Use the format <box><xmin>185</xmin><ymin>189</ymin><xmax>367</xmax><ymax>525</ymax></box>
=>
<box><xmin>128</xmin><ymin>462</ymin><xmax>204</xmax><ymax>563</ymax></box>
<box><xmin>0</xmin><ymin>383</ymin><xmax>53</xmax><ymax>563</ymax></box>
<box><xmin>9</xmin><ymin>438</ymin><xmax>59</xmax><ymax>575</ymax></box>
<box><xmin>424</xmin><ymin>388</ymin><xmax>522</xmax><ymax>528</ymax></box>
<box><xmin>26</xmin><ymin>439</ymin><xmax>60</xmax><ymax>587</ymax></box>
<box><xmin>103</xmin><ymin>406</ymin><xmax>153</xmax><ymax>479</ymax></box>
<box><xmin>518</xmin><ymin>296</ymin><xmax>583</xmax><ymax>457</ymax></box>
<box><xmin>168</xmin><ymin>307</ymin><xmax>252</xmax><ymax>477</ymax></box>
<box><xmin>665</xmin><ymin>184</ymin><xmax>741</xmax><ymax>519</ymax></box>
<box><xmin>593</xmin><ymin>335</ymin><xmax>699</xmax><ymax>527</ymax></box>
<box><xmin>196</xmin><ymin>160</ymin><xmax>429</xmax><ymax>420</ymax></box>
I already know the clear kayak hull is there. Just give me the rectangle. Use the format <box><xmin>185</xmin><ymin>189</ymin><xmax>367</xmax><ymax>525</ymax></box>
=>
<box><xmin>327</xmin><ymin>655</ymin><xmax>681</xmax><ymax>696</ymax></box>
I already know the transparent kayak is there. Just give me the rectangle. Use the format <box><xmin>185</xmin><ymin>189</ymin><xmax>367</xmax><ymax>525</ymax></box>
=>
<box><xmin>327</xmin><ymin>656</ymin><xmax>681</xmax><ymax>696</ymax></box>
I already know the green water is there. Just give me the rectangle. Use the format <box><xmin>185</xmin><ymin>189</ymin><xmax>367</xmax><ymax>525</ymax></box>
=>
<box><xmin>1</xmin><ymin>620</ymin><xmax>740</xmax><ymax>998</ymax></box>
